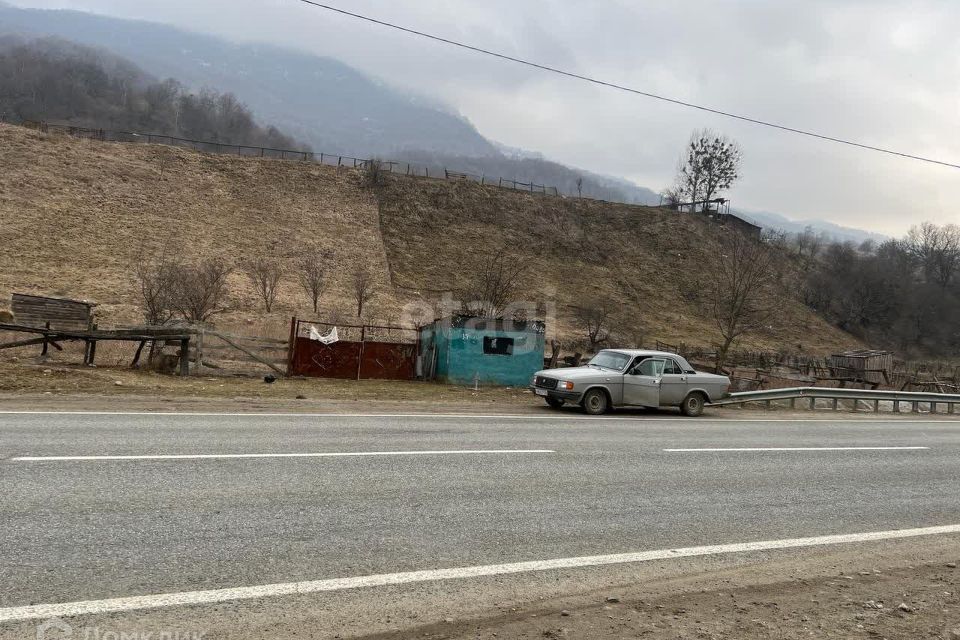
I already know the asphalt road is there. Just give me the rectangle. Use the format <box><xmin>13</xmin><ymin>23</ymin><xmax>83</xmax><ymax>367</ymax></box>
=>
<box><xmin>1</xmin><ymin>410</ymin><xmax>959</xmax><ymax>637</ymax></box>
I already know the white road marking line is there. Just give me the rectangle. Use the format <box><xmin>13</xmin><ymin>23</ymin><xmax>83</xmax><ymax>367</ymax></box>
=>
<box><xmin>1</xmin><ymin>524</ymin><xmax>959</xmax><ymax>623</ymax></box>
<box><xmin>11</xmin><ymin>449</ymin><xmax>555</xmax><ymax>462</ymax></box>
<box><xmin>663</xmin><ymin>446</ymin><xmax>930</xmax><ymax>452</ymax></box>
<box><xmin>0</xmin><ymin>410</ymin><xmax>955</xmax><ymax>423</ymax></box>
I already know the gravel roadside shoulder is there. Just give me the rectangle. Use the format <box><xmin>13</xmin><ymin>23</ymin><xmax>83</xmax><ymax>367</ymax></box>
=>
<box><xmin>355</xmin><ymin>540</ymin><xmax>960</xmax><ymax>640</ymax></box>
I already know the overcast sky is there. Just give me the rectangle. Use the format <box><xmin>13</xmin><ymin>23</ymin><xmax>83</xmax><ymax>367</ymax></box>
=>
<box><xmin>8</xmin><ymin>0</ymin><xmax>960</xmax><ymax>235</ymax></box>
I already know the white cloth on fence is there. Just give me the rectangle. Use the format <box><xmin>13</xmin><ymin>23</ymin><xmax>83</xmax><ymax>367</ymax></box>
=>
<box><xmin>308</xmin><ymin>325</ymin><xmax>339</xmax><ymax>344</ymax></box>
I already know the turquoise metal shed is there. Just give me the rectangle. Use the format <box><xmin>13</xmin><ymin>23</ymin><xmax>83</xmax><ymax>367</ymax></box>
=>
<box><xmin>419</xmin><ymin>315</ymin><xmax>545</xmax><ymax>387</ymax></box>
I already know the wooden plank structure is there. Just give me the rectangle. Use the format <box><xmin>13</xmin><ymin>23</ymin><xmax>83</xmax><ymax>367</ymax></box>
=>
<box><xmin>11</xmin><ymin>293</ymin><xmax>96</xmax><ymax>331</ymax></box>
<box><xmin>0</xmin><ymin>322</ymin><xmax>194</xmax><ymax>375</ymax></box>
<box><xmin>828</xmin><ymin>349</ymin><xmax>893</xmax><ymax>386</ymax></box>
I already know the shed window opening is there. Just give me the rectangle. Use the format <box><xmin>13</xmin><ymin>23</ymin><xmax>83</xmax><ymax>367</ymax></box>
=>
<box><xmin>483</xmin><ymin>336</ymin><xmax>514</xmax><ymax>355</ymax></box>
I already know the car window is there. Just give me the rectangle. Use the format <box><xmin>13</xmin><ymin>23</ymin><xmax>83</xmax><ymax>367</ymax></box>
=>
<box><xmin>663</xmin><ymin>359</ymin><xmax>682</xmax><ymax>375</ymax></box>
<box><xmin>634</xmin><ymin>358</ymin><xmax>665</xmax><ymax>377</ymax></box>
<box><xmin>588</xmin><ymin>351</ymin><xmax>631</xmax><ymax>370</ymax></box>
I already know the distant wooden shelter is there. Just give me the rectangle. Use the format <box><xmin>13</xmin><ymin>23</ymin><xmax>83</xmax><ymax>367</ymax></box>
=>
<box><xmin>10</xmin><ymin>293</ymin><xmax>96</xmax><ymax>331</ymax></box>
<box><xmin>828</xmin><ymin>349</ymin><xmax>893</xmax><ymax>386</ymax></box>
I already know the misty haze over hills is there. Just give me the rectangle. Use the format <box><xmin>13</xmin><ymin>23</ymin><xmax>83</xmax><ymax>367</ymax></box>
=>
<box><xmin>0</xmin><ymin>2</ymin><xmax>884</xmax><ymax>242</ymax></box>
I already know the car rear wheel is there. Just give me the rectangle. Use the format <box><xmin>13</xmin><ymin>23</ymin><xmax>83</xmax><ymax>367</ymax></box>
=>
<box><xmin>581</xmin><ymin>389</ymin><xmax>609</xmax><ymax>415</ymax></box>
<box><xmin>545</xmin><ymin>397</ymin><xmax>565</xmax><ymax>409</ymax></box>
<box><xmin>680</xmin><ymin>392</ymin><xmax>707</xmax><ymax>417</ymax></box>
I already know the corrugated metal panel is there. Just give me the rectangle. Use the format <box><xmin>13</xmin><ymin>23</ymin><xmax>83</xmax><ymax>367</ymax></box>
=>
<box><xmin>358</xmin><ymin>342</ymin><xmax>417</xmax><ymax>380</ymax></box>
<box><xmin>289</xmin><ymin>337</ymin><xmax>416</xmax><ymax>380</ymax></box>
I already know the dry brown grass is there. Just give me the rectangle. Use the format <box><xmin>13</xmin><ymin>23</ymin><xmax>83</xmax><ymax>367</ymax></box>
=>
<box><xmin>0</xmin><ymin>123</ymin><xmax>857</xmax><ymax>361</ymax></box>
<box><xmin>376</xmin><ymin>175</ymin><xmax>857</xmax><ymax>354</ymax></box>
<box><xmin>0</xmin><ymin>361</ymin><xmax>532</xmax><ymax>407</ymax></box>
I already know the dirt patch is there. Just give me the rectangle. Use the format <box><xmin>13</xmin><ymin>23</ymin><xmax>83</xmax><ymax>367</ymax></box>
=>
<box><xmin>0</xmin><ymin>361</ymin><xmax>536</xmax><ymax>410</ymax></box>
<box><xmin>361</xmin><ymin>550</ymin><xmax>960</xmax><ymax>640</ymax></box>
<box><xmin>2</xmin><ymin>361</ymin><xmax>958</xmax><ymax>419</ymax></box>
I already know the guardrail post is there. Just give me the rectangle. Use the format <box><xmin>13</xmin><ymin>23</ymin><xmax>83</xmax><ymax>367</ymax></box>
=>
<box><xmin>765</xmin><ymin>400</ymin><xmax>771</xmax><ymax>410</ymax></box>
<box><xmin>931</xmin><ymin>402</ymin><xmax>938</xmax><ymax>414</ymax></box>
<box><xmin>789</xmin><ymin>397</ymin><xmax>796</xmax><ymax>409</ymax></box>
<box><xmin>831</xmin><ymin>398</ymin><xmax>838</xmax><ymax>411</ymax></box>
<box><xmin>873</xmin><ymin>399</ymin><xmax>879</xmax><ymax>413</ymax></box>
<box><xmin>950</xmin><ymin>403</ymin><xmax>956</xmax><ymax>415</ymax></box>
<box><xmin>911</xmin><ymin>401</ymin><xmax>919</xmax><ymax>413</ymax></box>
<box><xmin>809</xmin><ymin>397</ymin><xmax>816</xmax><ymax>410</ymax></box>
<box><xmin>893</xmin><ymin>400</ymin><xmax>900</xmax><ymax>413</ymax></box>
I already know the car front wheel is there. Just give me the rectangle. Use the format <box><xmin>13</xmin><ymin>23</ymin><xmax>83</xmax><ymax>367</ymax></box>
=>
<box><xmin>680</xmin><ymin>392</ymin><xmax>707</xmax><ymax>417</ymax></box>
<box><xmin>581</xmin><ymin>389</ymin><xmax>609</xmax><ymax>415</ymax></box>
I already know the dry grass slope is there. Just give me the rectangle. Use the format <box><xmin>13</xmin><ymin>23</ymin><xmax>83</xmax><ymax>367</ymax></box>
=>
<box><xmin>0</xmin><ymin>123</ymin><xmax>856</xmax><ymax>354</ymax></box>
<box><xmin>376</xmin><ymin>176</ymin><xmax>856</xmax><ymax>353</ymax></box>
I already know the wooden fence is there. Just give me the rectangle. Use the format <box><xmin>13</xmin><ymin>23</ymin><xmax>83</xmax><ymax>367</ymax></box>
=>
<box><xmin>16</xmin><ymin>120</ymin><xmax>561</xmax><ymax>198</ymax></box>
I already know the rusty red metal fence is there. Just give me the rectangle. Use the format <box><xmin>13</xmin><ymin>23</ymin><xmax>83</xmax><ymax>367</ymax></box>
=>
<box><xmin>286</xmin><ymin>318</ymin><xmax>419</xmax><ymax>380</ymax></box>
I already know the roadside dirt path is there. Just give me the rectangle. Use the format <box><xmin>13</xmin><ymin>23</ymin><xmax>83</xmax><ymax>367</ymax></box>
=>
<box><xmin>358</xmin><ymin>542</ymin><xmax>960</xmax><ymax>640</ymax></box>
<box><xmin>2</xmin><ymin>363</ymin><xmax>959</xmax><ymax>419</ymax></box>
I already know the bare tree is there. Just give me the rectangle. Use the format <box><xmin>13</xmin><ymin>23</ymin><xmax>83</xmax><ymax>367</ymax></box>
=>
<box><xmin>457</xmin><ymin>248</ymin><xmax>530</xmax><ymax>318</ymax></box>
<box><xmin>661</xmin><ymin>188</ymin><xmax>682</xmax><ymax>209</ymax></box>
<box><xmin>361</xmin><ymin>158</ymin><xmax>387</xmax><ymax>189</ymax></box>
<box><xmin>242</xmin><ymin>257</ymin><xmax>284</xmax><ymax>313</ymax></box>
<box><xmin>707</xmin><ymin>232</ymin><xmax>781</xmax><ymax>372</ymax></box>
<box><xmin>575</xmin><ymin>176</ymin><xmax>583</xmax><ymax>198</ymax></box>
<box><xmin>903</xmin><ymin>222</ymin><xmax>960</xmax><ymax>289</ymax></box>
<box><xmin>572</xmin><ymin>303</ymin><xmax>612</xmax><ymax>350</ymax></box>
<box><xmin>135</xmin><ymin>245</ymin><xmax>176</xmax><ymax>325</ymax></box>
<box><xmin>352</xmin><ymin>267</ymin><xmax>375</xmax><ymax>318</ymax></box>
<box><xmin>674</xmin><ymin>129</ymin><xmax>742</xmax><ymax>211</ymax></box>
<box><xmin>169</xmin><ymin>258</ymin><xmax>232</xmax><ymax>323</ymax></box>
<box><xmin>296</xmin><ymin>248</ymin><xmax>333</xmax><ymax>314</ymax></box>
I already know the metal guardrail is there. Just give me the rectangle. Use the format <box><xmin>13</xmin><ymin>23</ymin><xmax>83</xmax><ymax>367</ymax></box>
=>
<box><xmin>713</xmin><ymin>387</ymin><xmax>960</xmax><ymax>414</ymax></box>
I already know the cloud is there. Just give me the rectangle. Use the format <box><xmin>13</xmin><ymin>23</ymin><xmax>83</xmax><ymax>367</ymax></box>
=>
<box><xmin>6</xmin><ymin>0</ymin><xmax>960</xmax><ymax>235</ymax></box>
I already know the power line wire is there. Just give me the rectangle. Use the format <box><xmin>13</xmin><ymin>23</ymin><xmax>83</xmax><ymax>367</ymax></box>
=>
<box><xmin>296</xmin><ymin>0</ymin><xmax>960</xmax><ymax>170</ymax></box>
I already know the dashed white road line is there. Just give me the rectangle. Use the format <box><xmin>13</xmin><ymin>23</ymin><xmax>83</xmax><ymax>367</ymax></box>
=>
<box><xmin>1</xmin><ymin>524</ymin><xmax>958</xmax><ymax>623</ymax></box>
<box><xmin>663</xmin><ymin>446</ymin><xmax>930</xmax><ymax>452</ymax></box>
<box><xmin>10</xmin><ymin>449</ymin><xmax>555</xmax><ymax>462</ymax></box>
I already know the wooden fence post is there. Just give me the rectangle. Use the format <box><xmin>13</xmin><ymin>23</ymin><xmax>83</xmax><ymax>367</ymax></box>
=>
<box><xmin>195</xmin><ymin>329</ymin><xmax>204</xmax><ymax>375</ymax></box>
<box><xmin>40</xmin><ymin>321</ymin><xmax>50</xmax><ymax>356</ymax></box>
<box><xmin>131</xmin><ymin>340</ymin><xmax>147</xmax><ymax>368</ymax></box>
<box><xmin>179</xmin><ymin>338</ymin><xmax>190</xmax><ymax>377</ymax></box>
<box><xmin>286</xmin><ymin>317</ymin><xmax>297</xmax><ymax>375</ymax></box>
<box><xmin>84</xmin><ymin>323</ymin><xmax>98</xmax><ymax>365</ymax></box>
<box><xmin>356</xmin><ymin>326</ymin><xmax>366</xmax><ymax>380</ymax></box>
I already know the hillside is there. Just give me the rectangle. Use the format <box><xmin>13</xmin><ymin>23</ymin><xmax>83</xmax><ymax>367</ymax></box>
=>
<box><xmin>0</xmin><ymin>5</ymin><xmax>892</xmax><ymax>243</ymax></box>
<box><xmin>0</xmin><ymin>3</ymin><xmax>497</xmax><ymax>157</ymax></box>
<box><xmin>0</xmin><ymin>5</ymin><xmax>669</xmax><ymax>204</ymax></box>
<box><xmin>0</xmin><ymin>35</ymin><xmax>305</xmax><ymax>150</ymax></box>
<box><xmin>0</xmin><ymin>123</ymin><xmax>857</xmax><ymax>355</ymax></box>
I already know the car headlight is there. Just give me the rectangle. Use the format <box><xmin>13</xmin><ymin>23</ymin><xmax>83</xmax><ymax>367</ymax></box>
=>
<box><xmin>557</xmin><ymin>380</ymin><xmax>574</xmax><ymax>391</ymax></box>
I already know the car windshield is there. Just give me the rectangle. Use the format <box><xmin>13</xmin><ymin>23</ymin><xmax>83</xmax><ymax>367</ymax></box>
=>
<box><xmin>588</xmin><ymin>351</ymin><xmax>631</xmax><ymax>371</ymax></box>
